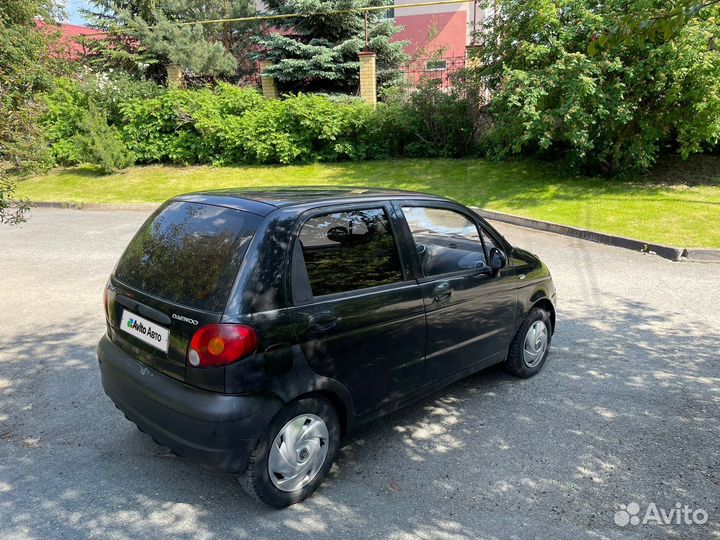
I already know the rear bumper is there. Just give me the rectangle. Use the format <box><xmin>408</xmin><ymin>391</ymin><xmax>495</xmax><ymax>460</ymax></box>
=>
<box><xmin>97</xmin><ymin>334</ymin><xmax>284</xmax><ymax>474</ymax></box>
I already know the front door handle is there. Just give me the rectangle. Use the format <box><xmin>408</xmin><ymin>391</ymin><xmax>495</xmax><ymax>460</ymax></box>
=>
<box><xmin>432</xmin><ymin>282</ymin><xmax>452</xmax><ymax>303</ymax></box>
<box><xmin>308</xmin><ymin>311</ymin><xmax>339</xmax><ymax>332</ymax></box>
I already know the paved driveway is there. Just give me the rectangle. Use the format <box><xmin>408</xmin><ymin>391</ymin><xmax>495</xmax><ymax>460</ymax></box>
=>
<box><xmin>0</xmin><ymin>208</ymin><xmax>718</xmax><ymax>540</ymax></box>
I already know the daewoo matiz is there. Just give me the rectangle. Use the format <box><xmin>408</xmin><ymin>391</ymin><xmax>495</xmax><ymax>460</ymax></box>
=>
<box><xmin>98</xmin><ymin>187</ymin><xmax>556</xmax><ymax>507</ymax></box>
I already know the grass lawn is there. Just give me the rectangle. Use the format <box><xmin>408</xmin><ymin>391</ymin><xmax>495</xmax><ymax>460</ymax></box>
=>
<box><xmin>16</xmin><ymin>157</ymin><xmax>720</xmax><ymax>248</ymax></box>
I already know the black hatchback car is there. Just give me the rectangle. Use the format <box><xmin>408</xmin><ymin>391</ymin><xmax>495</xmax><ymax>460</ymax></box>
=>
<box><xmin>98</xmin><ymin>187</ymin><xmax>556</xmax><ymax>507</ymax></box>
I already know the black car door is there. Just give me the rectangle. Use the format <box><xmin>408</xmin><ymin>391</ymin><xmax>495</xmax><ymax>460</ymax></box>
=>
<box><xmin>288</xmin><ymin>204</ymin><xmax>426</xmax><ymax>416</ymax></box>
<box><xmin>395</xmin><ymin>202</ymin><xmax>517</xmax><ymax>383</ymax></box>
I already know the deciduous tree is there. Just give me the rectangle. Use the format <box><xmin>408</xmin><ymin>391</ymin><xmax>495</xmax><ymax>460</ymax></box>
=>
<box><xmin>473</xmin><ymin>0</ymin><xmax>720</xmax><ymax>173</ymax></box>
<box><xmin>0</xmin><ymin>0</ymin><xmax>64</xmax><ymax>223</ymax></box>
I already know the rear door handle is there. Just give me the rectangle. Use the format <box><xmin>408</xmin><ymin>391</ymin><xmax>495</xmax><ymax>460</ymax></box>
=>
<box><xmin>308</xmin><ymin>312</ymin><xmax>339</xmax><ymax>332</ymax></box>
<box><xmin>432</xmin><ymin>282</ymin><xmax>452</xmax><ymax>303</ymax></box>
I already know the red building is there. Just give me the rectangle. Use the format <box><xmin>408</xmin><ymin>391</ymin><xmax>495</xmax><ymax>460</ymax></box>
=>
<box><xmin>392</xmin><ymin>0</ymin><xmax>495</xmax><ymax>85</ymax></box>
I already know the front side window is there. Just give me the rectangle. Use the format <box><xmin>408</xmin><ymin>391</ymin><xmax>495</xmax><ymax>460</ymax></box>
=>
<box><xmin>402</xmin><ymin>206</ymin><xmax>487</xmax><ymax>276</ymax></box>
<box><xmin>298</xmin><ymin>208</ymin><xmax>404</xmax><ymax>297</ymax></box>
<box><xmin>481</xmin><ymin>228</ymin><xmax>501</xmax><ymax>255</ymax></box>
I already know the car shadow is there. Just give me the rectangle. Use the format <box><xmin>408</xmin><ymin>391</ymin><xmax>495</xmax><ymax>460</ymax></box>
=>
<box><xmin>0</xmin><ymin>292</ymin><xmax>718</xmax><ymax>539</ymax></box>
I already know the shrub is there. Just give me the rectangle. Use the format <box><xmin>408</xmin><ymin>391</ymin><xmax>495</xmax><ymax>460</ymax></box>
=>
<box><xmin>0</xmin><ymin>174</ymin><xmax>31</xmax><ymax>225</ymax></box>
<box><xmin>120</xmin><ymin>85</ymin><xmax>265</xmax><ymax>164</ymax></box>
<box><xmin>406</xmin><ymin>80</ymin><xmax>489</xmax><ymax>158</ymax></box>
<box><xmin>1</xmin><ymin>0</ymin><xmax>65</xmax><ymax>179</ymax></box>
<box><xmin>212</xmin><ymin>82</ymin><xmax>266</xmax><ymax>116</ymax></box>
<box><xmin>74</xmin><ymin>103</ymin><xmax>135</xmax><ymax>174</ymax></box>
<box><xmin>473</xmin><ymin>0</ymin><xmax>720</xmax><ymax>174</ymax></box>
<box><xmin>120</xmin><ymin>89</ymin><xmax>208</xmax><ymax>164</ymax></box>
<box><xmin>221</xmin><ymin>94</ymin><xmax>375</xmax><ymax>164</ymax></box>
<box><xmin>368</xmin><ymin>80</ymin><xmax>488</xmax><ymax>159</ymax></box>
<box><xmin>366</xmin><ymin>99</ymin><xmax>418</xmax><ymax>159</ymax></box>
<box><xmin>41</xmin><ymin>79</ymin><xmax>484</xmax><ymax>168</ymax></box>
<box><xmin>42</xmin><ymin>74</ymin><xmax>165</xmax><ymax>165</ymax></box>
<box><xmin>81</xmin><ymin>71</ymin><xmax>165</xmax><ymax>126</ymax></box>
<box><xmin>121</xmin><ymin>89</ymin><xmax>376</xmax><ymax>165</ymax></box>
<box><xmin>41</xmin><ymin>78</ymin><xmax>88</xmax><ymax>164</ymax></box>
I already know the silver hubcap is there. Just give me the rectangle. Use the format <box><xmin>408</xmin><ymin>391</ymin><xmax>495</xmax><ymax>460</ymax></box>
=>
<box><xmin>268</xmin><ymin>414</ymin><xmax>329</xmax><ymax>492</ymax></box>
<box><xmin>523</xmin><ymin>320</ymin><xmax>548</xmax><ymax>368</ymax></box>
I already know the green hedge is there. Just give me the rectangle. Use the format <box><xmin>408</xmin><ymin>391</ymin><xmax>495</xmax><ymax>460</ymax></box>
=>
<box><xmin>120</xmin><ymin>86</ymin><xmax>377</xmax><ymax>164</ymax></box>
<box><xmin>41</xmin><ymin>77</ymin><xmax>482</xmax><ymax>171</ymax></box>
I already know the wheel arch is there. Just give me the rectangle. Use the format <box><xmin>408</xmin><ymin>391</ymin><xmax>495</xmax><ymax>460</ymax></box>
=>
<box><xmin>531</xmin><ymin>297</ymin><xmax>556</xmax><ymax>333</ymax></box>
<box><xmin>313</xmin><ymin>390</ymin><xmax>349</xmax><ymax>436</ymax></box>
<box><xmin>291</xmin><ymin>388</ymin><xmax>351</xmax><ymax>436</ymax></box>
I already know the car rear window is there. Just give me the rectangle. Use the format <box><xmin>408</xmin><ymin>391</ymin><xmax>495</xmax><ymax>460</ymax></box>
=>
<box><xmin>114</xmin><ymin>201</ymin><xmax>261</xmax><ymax>312</ymax></box>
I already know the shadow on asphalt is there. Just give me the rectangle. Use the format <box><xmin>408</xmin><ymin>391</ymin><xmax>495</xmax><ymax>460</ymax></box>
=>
<box><xmin>0</xmin><ymin>292</ymin><xmax>718</xmax><ymax>539</ymax></box>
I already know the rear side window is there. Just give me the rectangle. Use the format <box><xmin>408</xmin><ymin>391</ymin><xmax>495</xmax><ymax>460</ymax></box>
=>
<box><xmin>114</xmin><ymin>201</ymin><xmax>261</xmax><ymax>312</ymax></box>
<box><xmin>298</xmin><ymin>208</ymin><xmax>403</xmax><ymax>297</ymax></box>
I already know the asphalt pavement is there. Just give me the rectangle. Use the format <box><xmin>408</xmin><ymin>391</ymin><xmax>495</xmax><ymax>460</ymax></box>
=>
<box><xmin>0</xmin><ymin>208</ymin><xmax>718</xmax><ymax>540</ymax></box>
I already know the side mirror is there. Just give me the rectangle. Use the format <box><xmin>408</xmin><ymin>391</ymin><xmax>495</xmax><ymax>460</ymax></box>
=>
<box><xmin>489</xmin><ymin>247</ymin><xmax>507</xmax><ymax>272</ymax></box>
<box><xmin>326</xmin><ymin>226</ymin><xmax>350</xmax><ymax>243</ymax></box>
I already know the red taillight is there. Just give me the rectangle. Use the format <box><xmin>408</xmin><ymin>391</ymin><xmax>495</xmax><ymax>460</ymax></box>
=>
<box><xmin>104</xmin><ymin>286</ymin><xmax>111</xmax><ymax>321</ymax></box>
<box><xmin>187</xmin><ymin>324</ymin><xmax>258</xmax><ymax>368</ymax></box>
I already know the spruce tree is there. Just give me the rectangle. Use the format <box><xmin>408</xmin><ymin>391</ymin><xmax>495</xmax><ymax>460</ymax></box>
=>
<box><xmin>257</xmin><ymin>0</ymin><xmax>406</xmax><ymax>94</ymax></box>
<box><xmin>161</xmin><ymin>0</ymin><xmax>258</xmax><ymax>79</ymax></box>
<box><xmin>128</xmin><ymin>12</ymin><xmax>238</xmax><ymax>77</ymax></box>
<box><xmin>81</xmin><ymin>0</ymin><xmax>160</xmax><ymax>76</ymax></box>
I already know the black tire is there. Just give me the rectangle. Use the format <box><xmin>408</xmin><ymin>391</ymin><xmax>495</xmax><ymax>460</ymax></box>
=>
<box><xmin>503</xmin><ymin>307</ymin><xmax>552</xmax><ymax>378</ymax></box>
<box><xmin>239</xmin><ymin>396</ymin><xmax>340</xmax><ymax>508</ymax></box>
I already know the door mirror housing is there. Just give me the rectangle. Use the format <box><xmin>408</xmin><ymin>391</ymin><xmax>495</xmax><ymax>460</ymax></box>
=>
<box><xmin>489</xmin><ymin>247</ymin><xmax>507</xmax><ymax>272</ymax></box>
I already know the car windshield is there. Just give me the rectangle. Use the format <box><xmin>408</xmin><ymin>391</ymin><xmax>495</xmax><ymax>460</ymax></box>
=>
<box><xmin>114</xmin><ymin>201</ymin><xmax>261</xmax><ymax>312</ymax></box>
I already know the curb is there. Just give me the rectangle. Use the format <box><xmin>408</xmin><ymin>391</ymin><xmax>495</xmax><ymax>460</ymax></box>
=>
<box><xmin>472</xmin><ymin>207</ymin><xmax>720</xmax><ymax>263</ymax></box>
<box><xmin>31</xmin><ymin>201</ymin><xmax>160</xmax><ymax>212</ymax></box>
<box><xmin>28</xmin><ymin>201</ymin><xmax>720</xmax><ymax>263</ymax></box>
<box><xmin>683</xmin><ymin>249</ymin><xmax>720</xmax><ymax>263</ymax></box>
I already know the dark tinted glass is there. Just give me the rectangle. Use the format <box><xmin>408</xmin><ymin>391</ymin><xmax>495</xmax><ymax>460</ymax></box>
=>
<box><xmin>299</xmin><ymin>208</ymin><xmax>403</xmax><ymax>297</ymax></box>
<box><xmin>114</xmin><ymin>202</ymin><xmax>260</xmax><ymax>312</ymax></box>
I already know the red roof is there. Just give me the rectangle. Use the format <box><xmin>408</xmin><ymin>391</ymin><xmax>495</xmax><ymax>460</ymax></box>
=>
<box><xmin>36</xmin><ymin>20</ymin><xmax>107</xmax><ymax>60</ymax></box>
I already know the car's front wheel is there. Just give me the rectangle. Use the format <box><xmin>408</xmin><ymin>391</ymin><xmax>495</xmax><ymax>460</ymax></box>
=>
<box><xmin>240</xmin><ymin>396</ymin><xmax>340</xmax><ymax>508</ymax></box>
<box><xmin>503</xmin><ymin>307</ymin><xmax>552</xmax><ymax>378</ymax></box>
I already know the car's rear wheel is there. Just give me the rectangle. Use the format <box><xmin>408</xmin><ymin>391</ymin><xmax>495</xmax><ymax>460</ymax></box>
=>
<box><xmin>240</xmin><ymin>396</ymin><xmax>340</xmax><ymax>508</ymax></box>
<box><xmin>503</xmin><ymin>307</ymin><xmax>552</xmax><ymax>378</ymax></box>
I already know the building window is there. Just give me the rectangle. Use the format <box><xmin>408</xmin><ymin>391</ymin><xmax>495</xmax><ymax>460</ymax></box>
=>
<box><xmin>426</xmin><ymin>60</ymin><xmax>447</xmax><ymax>71</ymax></box>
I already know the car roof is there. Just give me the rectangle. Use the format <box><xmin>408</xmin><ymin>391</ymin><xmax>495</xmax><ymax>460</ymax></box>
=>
<box><xmin>174</xmin><ymin>186</ymin><xmax>450</xmax><ymax>216</ymax></box>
